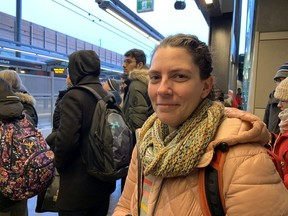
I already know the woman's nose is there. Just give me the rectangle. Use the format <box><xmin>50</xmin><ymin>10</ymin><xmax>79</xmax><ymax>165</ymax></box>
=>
<box><xmin>157</xmin><ymin>79</ymin><xmax>172</xmax><ymax>95</ymax></box>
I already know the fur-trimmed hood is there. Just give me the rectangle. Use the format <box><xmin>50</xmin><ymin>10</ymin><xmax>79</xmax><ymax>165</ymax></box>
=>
<box><xmin>128</xmin><ymin>68</ymin><xmax>149</xmax><ymax>85</ymax></box>
<box><xmin>15</xmin><ymin>91</ymin><xmax>36</xmax><ymax>106</ymax></box>
<box><xmin>0</xmin><ymin>96</ymin><xmax>23</xmax><ymax>120</ymax></box>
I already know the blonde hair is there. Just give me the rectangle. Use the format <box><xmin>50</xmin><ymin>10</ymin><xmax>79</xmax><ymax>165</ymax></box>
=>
<box><xmin>0</xmin><ymin>70</ymin><xmax>22</xmax><ymax>91</ymax></box>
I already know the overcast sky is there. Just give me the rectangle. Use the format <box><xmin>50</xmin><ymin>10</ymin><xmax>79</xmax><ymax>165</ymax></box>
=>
<box><xmin>0</xmin><ymin>0</ymin><xmax>210</xmax><ymax>62</ymax></box>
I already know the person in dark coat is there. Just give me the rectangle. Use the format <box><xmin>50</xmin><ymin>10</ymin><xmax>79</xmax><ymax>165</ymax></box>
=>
<box><xmin>0</xmin><ymin>69</ymin><xmax>38</xmax><ymax>127</ymax></box>
<box><xmin>46</xmin><ymin>75</ymin><xmax>72</xmax><ymax>149</ymax></box>
<box><xmin>103</xmin><ymin>78</ymin><xmax>122</xmax><ymax>105</ymax></box>
<box><xmin>52</xmin><ymin>75</ymin><xmax>73</xmax><ymax>132</ymax></box>
<box><xmin>0</xmin><ymin>78</ymin><xmax>27</xmax><ymax>215</ymax></box>
<box><xmin>0</xmin><ymin>70</ymin><xmax>38</xmax><ymax>216</ymax></box>
<box><xmin>54</xmin><ymin>50</ymin><xmax>115</xmax><ymax>216</ymax></box>
<box><xmin>121</xmin><ymin>49</ymin><xmax>154</xmax><ymax>191</ymax></box>
<box><xmin>263</xmin><ymin>62</ymin><xmax>288</xmax><ymax>134</ymax></box>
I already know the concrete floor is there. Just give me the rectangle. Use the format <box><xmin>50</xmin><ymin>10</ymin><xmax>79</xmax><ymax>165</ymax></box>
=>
<box><xmin>27</xmin><ymin>180</ymin><xmax>121</xmax><ymax>216</ymax></box>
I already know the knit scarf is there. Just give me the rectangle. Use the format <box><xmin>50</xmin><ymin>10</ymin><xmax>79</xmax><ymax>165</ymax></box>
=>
<box><xmin>139</xmin><ymin>99</ymin><xmax>225</xmax><ymax>177</ymax></box>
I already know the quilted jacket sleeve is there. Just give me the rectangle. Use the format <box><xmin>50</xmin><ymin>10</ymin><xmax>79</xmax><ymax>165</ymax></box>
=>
<box><xmin>113</xmin><ymin>147</ymin><xmax>139</xmax><ymax>216</ymax></box>
<box><xmin>223</xmin><ymin>144</ymin><xmax>288</xmax><ymax>216</ymax></box>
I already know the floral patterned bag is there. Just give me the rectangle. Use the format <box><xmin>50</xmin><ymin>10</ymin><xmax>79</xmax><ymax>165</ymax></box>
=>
<box><xmin>0</xmin><ymin>114</ymin><xmax>55</xmax><ymax>201</ymax></box>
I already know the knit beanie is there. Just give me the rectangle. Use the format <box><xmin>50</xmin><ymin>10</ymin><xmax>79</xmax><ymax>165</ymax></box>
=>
<box><xmin>274</xmin><ymin>77</ymin><xmax>288</xmax><ymax>101</ymax></box>
<box><xmin>274</xmin><ymin>62</ymin><xmax>288</xmax><ymax>80</ymax></box>
<box><xmin>107</xmin><ymin>79</ymin><xmax>120</xmax><ymax>92</ymax></box>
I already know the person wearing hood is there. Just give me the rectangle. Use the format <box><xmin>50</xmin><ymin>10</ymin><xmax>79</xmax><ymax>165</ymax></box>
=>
<box><xmin>0</xmin><ymin>77</ymin><xmax>27</xmax><ymax>216</ymax></box>
<box><xmin>113</xmin><ymin>34</ymin><xmax>288</xmax><ymax>216</ymax></box>
<box><xmin>53</xmin><ymin>50</ymin><xmax>115</xmax><ymax>216</ymax></box>
<box><xmin>0</xmin><ymin>69</ymin><xmax>38</xmax><ymax>127</ymax></box>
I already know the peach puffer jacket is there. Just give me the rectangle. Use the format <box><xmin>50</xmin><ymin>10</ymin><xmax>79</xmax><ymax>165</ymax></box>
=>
<box><xmin>113</xmin><ymin>108</ymin><xmax>288</xmax><ymax>216</ymax></box>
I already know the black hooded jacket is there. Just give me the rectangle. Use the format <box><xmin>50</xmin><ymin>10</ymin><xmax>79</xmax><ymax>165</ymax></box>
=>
<box><xmin>53</xmin><ymin>50</ymin><xmax>115</xmax><ymax>211</ymax></box>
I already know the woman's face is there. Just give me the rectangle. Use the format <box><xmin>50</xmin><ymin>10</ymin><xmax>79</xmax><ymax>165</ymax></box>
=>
<box><xmin>148</xmin><ymin>47</ymin><xmax>213</xmax><ymax>132</ymax></box>
<box><xmin>278</xmin><ymin>100</ymin><xmax>288</xmax><ymax>111</ymax></box>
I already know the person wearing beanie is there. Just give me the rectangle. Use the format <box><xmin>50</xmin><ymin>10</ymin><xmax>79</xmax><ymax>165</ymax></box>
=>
<box><xmin>263</xmin><ymin>62</ymin><xmax>288</xmax><ymax>134</ymax></box>
<box><xmin>268</xmin><ymin>77</ymin><xmax>288</xmax><ymax>189</ymax></box>
<box><xmin>0</xmin><ymin>69</ymin><xmax>38</xmax><ymax>127</ymax></box>
<box><xmin>103</xmin><ymin>79</ymin><xmax>122</xmax><ymax>105</ymax></box>
<box><xmin>53</xmin><ymin>50</ymin><xmax>115</xmax><ymax>215</ymax></box>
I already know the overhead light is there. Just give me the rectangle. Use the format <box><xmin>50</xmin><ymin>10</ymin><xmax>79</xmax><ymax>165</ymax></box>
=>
<box><xmin>106</xmin><ymin>9</ymin><xmax>149</xmax><ymax>38</ymax></box>
<box><xmin>2</xmin><ymin>47</ymin><xmax>36</xmax><ymax>56</ymax></box>
<box><xmin>96</xmin><ymin>0</ymin><xmax>164</xmax><ymax>43</ymax></box>
<box><xmin>205</xmin><ymin>0</ymin><xmax>213</xmax><ymax>4</ymax></box>
<box><xmin>37</xmin><ymin>54</ymin><xmax>69</xmax><ymax>62</ymax></box>
<box><xmin>1</xmin><ymin>46</ymin><xmax>69</xmax><ymax>62</ymax></box>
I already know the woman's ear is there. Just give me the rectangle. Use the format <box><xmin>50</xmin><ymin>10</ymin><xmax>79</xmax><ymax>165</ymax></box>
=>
<box><xmin>201</xmin><ymin>76</ymin><xmax>214</xmax><ymax>99</ymax></box>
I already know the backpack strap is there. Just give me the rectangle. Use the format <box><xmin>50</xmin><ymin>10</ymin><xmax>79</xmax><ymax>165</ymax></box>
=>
<box><xmin>72</xmin><ymin>85</ymin><xmax>116</xmax><ymax>104</ymax></box>
<box><xmin>72</xmin><ymin>85</ymin><xmax>102</xmax><ymax>100</ymax></box>
<box><xmin>198</xmin><ymin>142</ymin><xmax>229</xmax><ymax>216</ymax></box>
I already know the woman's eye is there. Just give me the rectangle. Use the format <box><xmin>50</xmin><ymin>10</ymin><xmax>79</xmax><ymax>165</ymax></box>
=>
<box><xmin>174</xmin><ymin>73</ymin><xmax>188</xmax><ymax>81</ymax></box>
<box><xmin>149</xmin><ymin>75</ymin><xmax>160</xmax><ymax>81</ymax></box>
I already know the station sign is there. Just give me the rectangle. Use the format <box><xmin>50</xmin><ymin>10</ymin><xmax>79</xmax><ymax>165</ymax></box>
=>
<box><xmin>137</xmin><ymin>0</ymin><xmax>154</xmax><ymax>13</ymax></box>
<box><xmin>53</xmin><ymin>68</ymin><xmax>65</xmax><ymax>74</ymax></box>
<box><xmin>0</xmin><ymin>56</ymin><xmax>44</xmax><ymax>70</ymax></box>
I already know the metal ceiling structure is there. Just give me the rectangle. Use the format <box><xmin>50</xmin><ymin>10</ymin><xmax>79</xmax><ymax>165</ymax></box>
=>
<box><xmin>194</xmin><ymin>0</ymin><xmax>234</xmax><ymax>25</ymax></box>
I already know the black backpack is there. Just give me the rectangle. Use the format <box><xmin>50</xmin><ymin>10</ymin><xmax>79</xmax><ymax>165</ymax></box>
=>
<box><xmin>73</xmin><ymin>85</ymin><xmax>134</xmax><ymax>182</ymax></box>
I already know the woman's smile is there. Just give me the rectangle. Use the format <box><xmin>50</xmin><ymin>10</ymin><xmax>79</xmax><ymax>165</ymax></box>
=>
<box><xmin>156</xmin><ymin>103</ymin><xmax>179</xmax><ymax>112</ymax></box>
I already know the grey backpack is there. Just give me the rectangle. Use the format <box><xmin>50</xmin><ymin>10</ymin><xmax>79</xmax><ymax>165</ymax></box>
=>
<box><xmin>73</xmin><ymin>85</ymin><xmax>133</xmax><ymax>182</ymax></box>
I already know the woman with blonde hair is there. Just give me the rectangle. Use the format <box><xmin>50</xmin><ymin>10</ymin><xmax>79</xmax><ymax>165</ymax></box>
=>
<box><xmin>0</xmin><ymin>69</ymin><xmax>38</xmax><ymax>126</ymax></box>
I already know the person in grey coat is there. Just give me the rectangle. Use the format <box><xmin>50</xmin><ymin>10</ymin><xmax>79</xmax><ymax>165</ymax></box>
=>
<box><xmin>263</xmin><ymin>62</ymin><xmax>288</xmax><ymax>134</ymax></box>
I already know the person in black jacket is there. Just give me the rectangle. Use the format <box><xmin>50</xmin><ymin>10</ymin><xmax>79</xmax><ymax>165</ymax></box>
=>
<box><xmin>46</xmin><ymin>75</ymin><xmax>72</xmax><ymax>149</ymax></box>
<box><xmin>54</xmin><ymin>50</ymin><xmax>115</xmax><ymax>216</ymax></box>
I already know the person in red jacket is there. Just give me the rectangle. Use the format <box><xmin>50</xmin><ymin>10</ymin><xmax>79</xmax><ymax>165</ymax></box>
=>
<box><xmin>273</xmin><ymin>77</ymin><xmax>288</xmax><ymax>188</ymax></box>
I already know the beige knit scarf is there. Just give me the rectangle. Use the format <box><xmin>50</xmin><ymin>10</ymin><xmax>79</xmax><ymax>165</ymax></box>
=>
<box><xmin>139</xmin><ymin>99</ymin><xmax>225</xmax><ymax>177</ymax></box>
